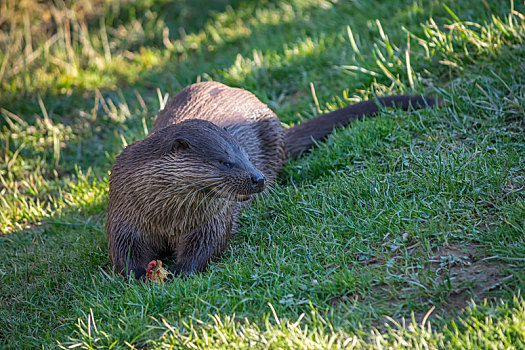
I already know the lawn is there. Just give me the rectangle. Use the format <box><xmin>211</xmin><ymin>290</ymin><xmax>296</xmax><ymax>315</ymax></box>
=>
<box><xmin>0</xmin><ymin>0</ymin><xmax>524</xmax><ymax>348</ymax></box>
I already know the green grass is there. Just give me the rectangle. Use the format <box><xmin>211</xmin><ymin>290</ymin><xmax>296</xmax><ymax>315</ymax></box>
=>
<box><xmin>1</xmin><ymin>0</ymin><xmax>524</xmax><ymax>348</ymax></box>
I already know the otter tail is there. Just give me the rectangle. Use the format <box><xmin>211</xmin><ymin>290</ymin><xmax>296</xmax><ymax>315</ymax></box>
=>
<box><xmin>284</xmin><ymin>95</ymin><xmax>438</xmax><ymax>159</ymax></box>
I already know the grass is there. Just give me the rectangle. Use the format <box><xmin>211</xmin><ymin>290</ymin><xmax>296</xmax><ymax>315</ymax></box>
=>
<box><xmin>0</xmin><ymin>0</ymin><xmax>524</xmax><ymax>348</ymax></box>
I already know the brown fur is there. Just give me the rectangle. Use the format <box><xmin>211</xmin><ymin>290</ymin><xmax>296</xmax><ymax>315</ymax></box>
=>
<box><xmin>106</xmin><ymin>81</ymin><xmax>437</xmax><ymax>278</ymax></box>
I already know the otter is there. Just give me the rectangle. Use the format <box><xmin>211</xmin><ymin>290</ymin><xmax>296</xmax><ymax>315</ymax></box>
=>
<box><xmin>106</xmin><ymin>81</ymin><xmax>437</xmax><ymax>279</ymax></box>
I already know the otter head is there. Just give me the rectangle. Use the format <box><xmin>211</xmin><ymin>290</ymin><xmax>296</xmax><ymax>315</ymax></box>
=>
<box><xmin>111</xmin><ymin>119</ymin><xmax>266</xmax><ymax>205</ymax></box>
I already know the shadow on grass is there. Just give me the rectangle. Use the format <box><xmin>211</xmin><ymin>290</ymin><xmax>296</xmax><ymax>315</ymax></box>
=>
<box><xmin>4</xmin><ymin>0</ymin><xmax>516</xmax><ymax>185</ymax></box>
<box><xmin>1</xmin><ymin>0</ymin><xmax>457</xmax><ymax>184</ymax></box>
<box><xmin>1</xmin><ymin>0</ymin><xmax>524</xmax><ymax>346</ymax></box>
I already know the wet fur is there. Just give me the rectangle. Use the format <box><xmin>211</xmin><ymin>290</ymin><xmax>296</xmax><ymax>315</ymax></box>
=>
<box><xmin>106</xmin><ymin>81</ymin><xmax>437</xmax><ymax>279</ymax></box>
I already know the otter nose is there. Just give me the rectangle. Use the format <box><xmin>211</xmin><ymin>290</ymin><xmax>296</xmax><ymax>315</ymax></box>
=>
<box><xmin>250</xmin><ymin>173</ymin><xmax>266</xmax><ymax>192</ymax></box>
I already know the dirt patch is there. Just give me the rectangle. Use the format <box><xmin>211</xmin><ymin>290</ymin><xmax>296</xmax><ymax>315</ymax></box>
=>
<box><xmin>428</xmin><ymin>244</ymin><xmax>511</xmax><ymax>312</ymax></box>
<box><xmin>330</xmin><ymin>243</ymin><xmax>513</xmax><ymax>327</ymax></box>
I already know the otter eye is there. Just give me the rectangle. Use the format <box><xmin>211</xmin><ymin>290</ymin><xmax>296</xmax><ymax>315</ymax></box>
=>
<box><xmin>221</xmin><ymin>161</ymin><xmax>233</xmax><ymax>169</ymax></box>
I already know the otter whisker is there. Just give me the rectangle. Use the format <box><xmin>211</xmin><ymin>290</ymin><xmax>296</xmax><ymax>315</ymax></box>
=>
<box><xmin>171</xmin><ymin>185</ymin><xmax>207</xmax><ymax>220</ymax></box>
<box><xmin>163</xmin><ymin>178</ymin><xmax>216</xmax><ymax>195</ymax></box>
<box><xmin>180</xmin><ymin>180</ymin><xmax>218</xmax><ymax>219</ymax></box>
<box><xmin>188</xmin><ymin>183</ymin><xmax>220</xmax><ymax>214</ymax></box>
<box><xmin>194</xmin><ymin>181</ymin><xmax>225</xmax><ymax>212</ymax></box>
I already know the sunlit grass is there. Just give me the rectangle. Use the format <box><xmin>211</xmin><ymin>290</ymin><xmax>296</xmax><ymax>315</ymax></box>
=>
<box><xmin>0</xmin><ymin>0</ymin><xmax>524</xmax><ymax>348</ymax></box>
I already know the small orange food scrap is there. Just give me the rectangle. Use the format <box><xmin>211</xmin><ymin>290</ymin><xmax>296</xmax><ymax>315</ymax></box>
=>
<box><xmin>145</xmin><ymin>260</ymin><xmax>169</xmax><ymax>284</ymax></box>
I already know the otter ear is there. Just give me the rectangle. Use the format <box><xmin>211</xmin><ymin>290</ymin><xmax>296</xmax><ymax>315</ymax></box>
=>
<box><xmin>171</xmin><ymin>138</ymin><xmax>190</xmax><ymax>151</ymax></box>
